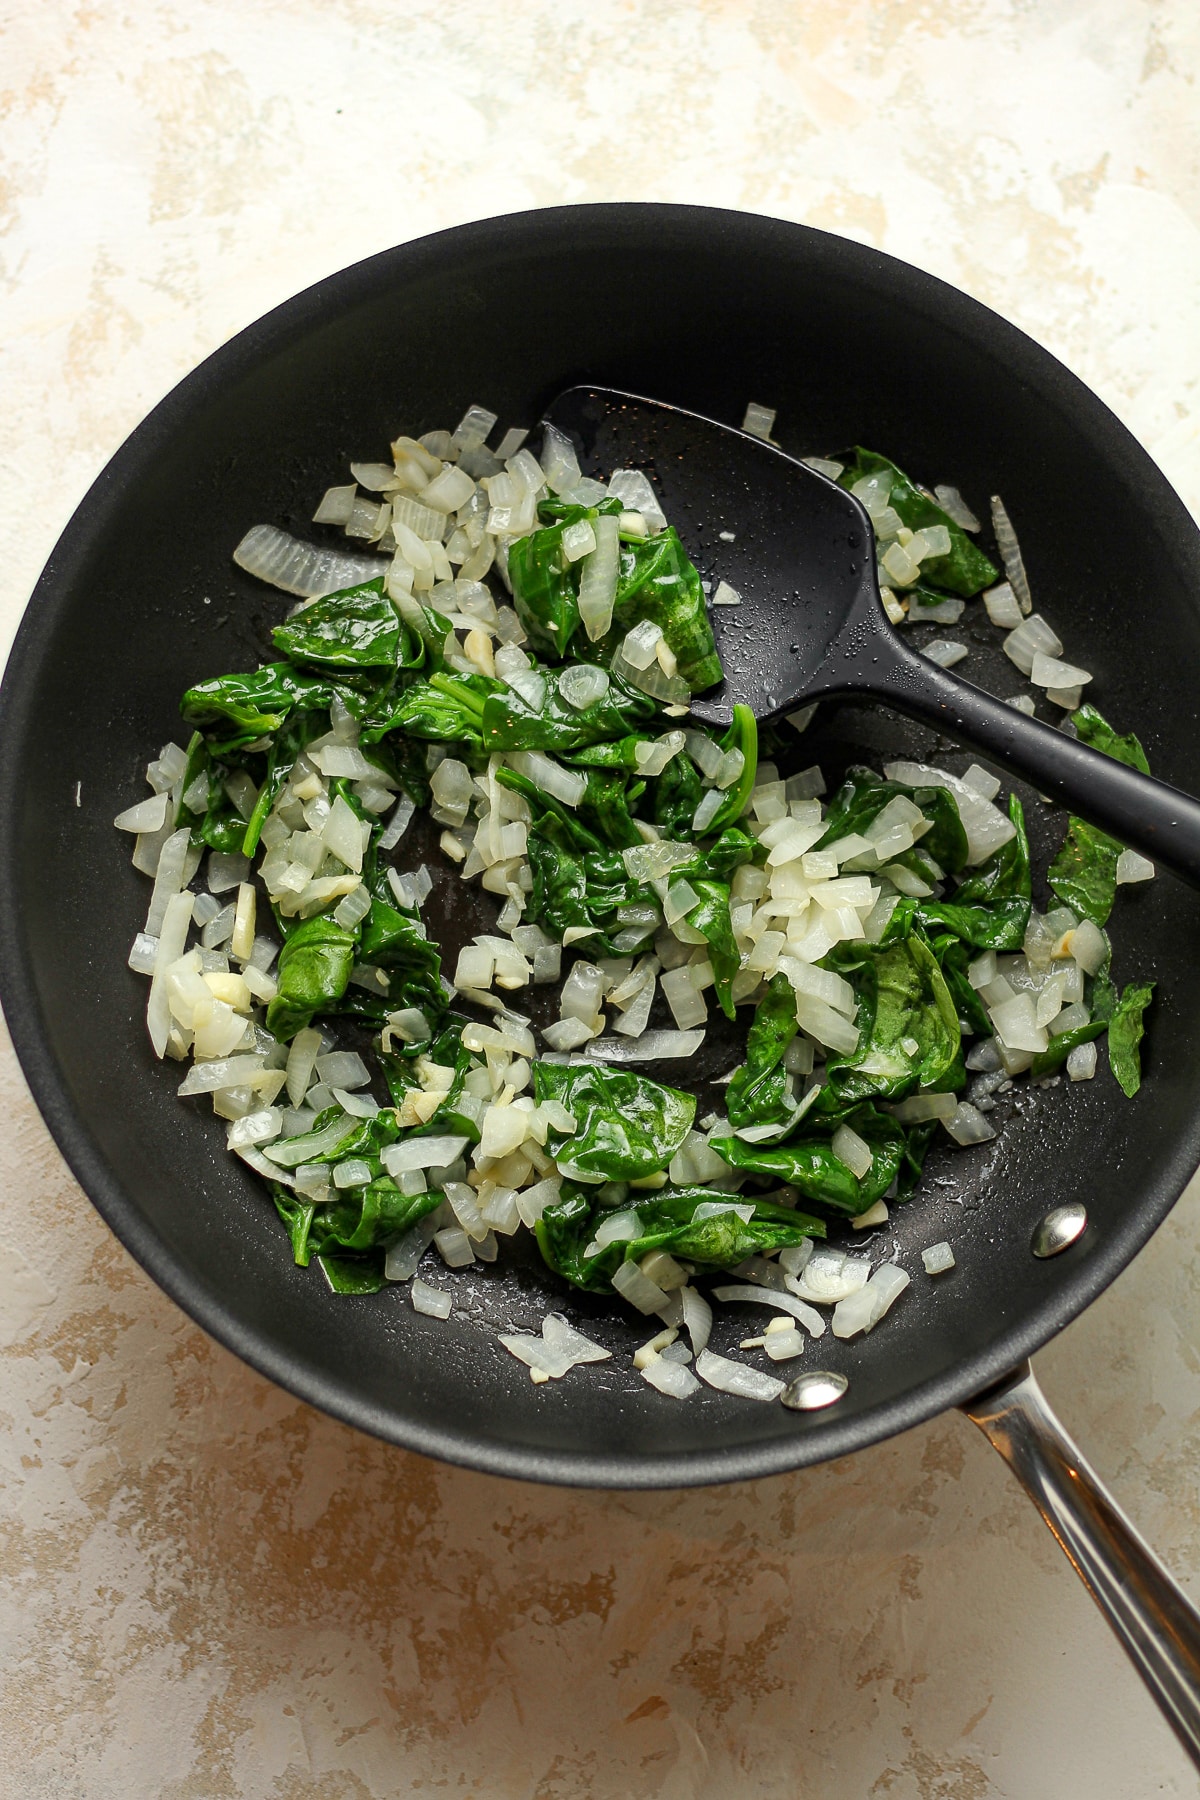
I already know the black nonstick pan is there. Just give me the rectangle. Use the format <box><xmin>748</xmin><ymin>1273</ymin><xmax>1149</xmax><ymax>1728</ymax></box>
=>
<box><xmin>3</xmin><ymin>205</ymin><xmax>1200</xmax><ymax>1754</ymax></box>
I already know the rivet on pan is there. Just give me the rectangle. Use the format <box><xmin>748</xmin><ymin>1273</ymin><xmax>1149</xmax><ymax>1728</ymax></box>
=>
<box><xmin>781</xmin><ymin>1370</ymin><xmax>848</xmax><ymax>1411</ymax></box>
<box><xmin>1032</xmin><ymin>1201</ymin><xmax>1088</xmax><ymax>1259</ymax></box>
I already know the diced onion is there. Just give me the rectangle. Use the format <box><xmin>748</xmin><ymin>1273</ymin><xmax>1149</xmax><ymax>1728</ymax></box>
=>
<box><xmin>233</xmin><ymin>524</ymin><xmax>387</xmax><ymax>598</ymax></box>
<box><xmin>607</xmin><ymin>468</ymin><xmax>667</xmax><ymax>532</ymax></box>
<box><xmin>832</xmin><ymin>1264</ymin><xmax>909</xmax><ymax>1339</ymax></box>
<box><xmin>586</xmin><ymin>1030</ymin><xmax>705</xmax><ymax>1062</ymax></box>
<box><xmin>942</xmin><ymin>1101</ymin><xmax>997</xmax><ymax>1145</ymax></box>
<box><xmin>641</xmin><ymin>1358</ymin><xmax>700</xmax><ymax>1398</ymax></box>
<box><xmin>1116</xmin><ymin>849</ymin><xmax>1154</xmax><ymax>884</ymax></box>
<box><xmin>694</xmin><ymin>1348</ymin><xmax>784</xmax><ymax>1401</ymax></box>
<box><xmin>381</xmin><ymin>1135</ymin><xmax>470</xmax><ymax>1174</ymax></box>
<box><xmin>922</xmin><ymin>640</ymin><xmax>967</xmax><ymax>670</ymax></box>
<box><xmin>412</xmin><ymin>1278</ymin><xmax>453</xmax><ymax>1319</ymax></box>
<box><xmin>577</xmin><ymin>514</ymin><xmax>620</xmax><ymax>641</ymax></box>
<box><xmin>1003</xmin><ymin>613</ymin><xmax>1062</xmax><ymax>676</ymax></box>
<box><xmin>983</xmin><ymin>582</ymin><xmax>1023</xmax><ymax>629</ymax></box>
<box><xmin>711</xmin><ymin>1285</ymin><xmax>825</xmax><ymax>1338</ymax></box>
<box><xmin>506</xmin><ymin>751</ymin><xmax>586</xmax><ymax>808</ymax></box>
<box><xmin>934</xmin><ymin>485</ymin><xmax>981</xmax><ymax>531</ymax></box>
<box><xmin>990</xmin><ymin>496</ymin><xmax>1032</xmax><ymax>614</ymax></box>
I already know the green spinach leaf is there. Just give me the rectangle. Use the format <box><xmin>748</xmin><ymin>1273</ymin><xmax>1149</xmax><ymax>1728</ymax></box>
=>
<box><xmin>482</xmin><ymin>667</ymin><xmax>660</xmax><ymax>753</ymax></box>
<box><xmin>711</xmin><ymin>1107</ymin><xmax>909</xmax><ymax>1216</ymax></box>
<box><xmin>535</xmin><ymin>1183</ymin><xmax>823</xmax><ymax>1292</ymax></box>
<box><xmin>1048</xmin><ymin>818</ymin><xmax>1121</xmax><ymax>928</ymax></box>
<box><xmin>839</xmin><ymin>450</ymin><xmax>998</xmax><ymax>596</ymax></box>
<box><xmin>1107</xmin><ymin>981</ymin><xmax>1154</xmax><ymax>1097</ymax></box>
<box><xmin>271</xmin><ymin>578</ymin><xmax>414</xmax><ymax>670</ymax></box>
<box><xmin>266</xmin><ymin>916</ymin><xmax>359</xmax><ymax>1040</ymax></box>
<box><xmin>819</xmin><ymin>935</ymin><xmax>961</xmax><ymax>1108</ymax></box>
<box><xmin>725</xmin><ymin>973</ymin><xmax>799</xmax><ymax>1127</ymax></box>
<box><xmin>532</xmin><ymin>1061</ymin><xmax>695</xmax><ymax>1181</ymax></box>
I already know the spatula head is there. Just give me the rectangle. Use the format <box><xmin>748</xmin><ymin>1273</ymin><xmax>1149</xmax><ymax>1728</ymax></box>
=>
<box><xmin>543</xmin><ymin>386</ymin><xmax>882</xmax><ymax>725</ymax></box>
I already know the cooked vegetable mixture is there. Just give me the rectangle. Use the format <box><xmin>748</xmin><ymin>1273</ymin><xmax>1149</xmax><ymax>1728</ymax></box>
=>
<box><xmin>115</xmin><ymin>404</ymin><xmax>1155</xmax><ymax>1401</ymax></box>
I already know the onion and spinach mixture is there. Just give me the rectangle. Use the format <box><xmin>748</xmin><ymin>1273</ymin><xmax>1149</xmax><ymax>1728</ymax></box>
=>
<box><xmin>116</xmin><ymin>405</ymin><xmax>1155</xmax><ymax>1402</ymax></box>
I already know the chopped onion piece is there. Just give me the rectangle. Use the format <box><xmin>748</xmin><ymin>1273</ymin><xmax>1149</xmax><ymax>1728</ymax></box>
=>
<box><xmin>412</xmin><ymin>1278</ymin><xmax>452</xmax><ymax>1319</ymax></box>
<box><xmin>886</xmin><ymin>1091</ymin><xmax>957</xmax><ymax>1123</ymax></box>
<box><xmin>695</xmin><ymin>1348</ymin><xmax>785</xmax><ymax>1401</ymax></box>
<box><xmin>381</xmin><ymin>1135</ymin><xmax>470</xmax><ymax>1174</ymax></box>
<box><xmin>234</xmin><ymin>523</ymin><xmax>387</xmax><ymax>598</ymax></box>
<box><xmin>922</xmin><ymin>1242</ymin><xmax>956</xmax><ymax>1275</ymax></box>
<box><xmin>612</xmin><ymin>1260</ymin><xmax>672</xmax><ymax>1316</ymax></box>
<box><xmin>989</xmin><ymin>993</ymin><xmax>1048</xmax><ymax>1054</ymax></box>
<box><xmin>922</xmin><ymin>640</ymin><xmax>967</xmax><ymax>670</ymax></box>
<box><xmin>665</xmin><ymin>1289</ymin><xmax>708</xmax><ymax>1363</ymax></box>
<box><xmin>741</xmin><ymin>403</ymin><xmax>777</xmax><ymax>441</ymax></box>
<box><xmin>634</xmin><ymin>731</ymin><xmax>686</xmax><ymax>778</ymax></box>
<box><xmin>607</xmin><ymin>468</ymin><xmax>667</xmax><ymax>532</ymax></box>
<box><xmin>115</xmin><ymin>793</ymin><xmax>169</xmax><ymax>834</ymax></box>
<box><xmin>934</xmin><ymin>485</ymin><xmax>981</xmax><ymax>531</ymax></box>
<box><xmin>641</xmin><ymin>1358</ymin><xmax>700</xmax><ymax>1398</ymax></box>
<box><xmin>943</xmin><ymin>1101</ymin><xmax>997</xmax><ymax>1145</ymax></box>
<box><xmin>990</xmin><ymin>495</ymin><xmax>1032</xmax><ymax>614</ymax></box>
<box><xmin>586</xmin><ymin>1030</ymin><xmax>705</xmax><ymax>1062</ymax></box>
<box><xmin>789</xmin><ymin>1248</ymin><xmax>871</xmax><ymax>1305</ymax></box>
<box><xmin>831</xmin><ymin>1123</ymin><xmax>873</xmax><ymax>1178</ymax></box>
<box><xmin>832</xmin><ymin>1264</ymin><xmax>909</xmax><ymax>1339</ymax></box>
<box><xmin>1116</xmin><ymin>849</ymin><xmax>1155</xmax><ymax>884</ymax></box>
<box><xmin>712</xmin><ymin>1285</ymin><xmax>825</xmax><ymax>1338</ymax></box>
<box><xmin>1003</xmin><ymin>613</ymin><xmax>1062</xmax><ymax>676</ymax></box>
<box><xmin>983</xmin><ymin>581</ymin><xmax>1023</xmax><ymax>629</ymax></box>
<box><xmin>1030</xmin><ymin>652</ymin><xmax>1092</xmax><ymax>691</ymax></box>
<box><xmin>621</xmin><ymin>618</ymin><xmax>664</xmax><ymax>670</ymax></box>
<box><xmin>506</xmin><ymin>751</ymin><xmax>586</xmax><ymax>808</ymax></box>
<box><xmin>558</xmin><ymin>663</ymin><xmax>610</xmax><ymax>710</ymax></box>
<box><xmin>577</xmin><ymin>513</ymin><xmax>620</xmax><ymax>642</ymax></box>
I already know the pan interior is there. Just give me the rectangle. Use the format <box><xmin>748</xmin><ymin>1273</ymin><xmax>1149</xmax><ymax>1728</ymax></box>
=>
<box><xmin>3</xmin><ymin>205</ymin><xmax>1199</xmax><ymax>1487</ymax></box>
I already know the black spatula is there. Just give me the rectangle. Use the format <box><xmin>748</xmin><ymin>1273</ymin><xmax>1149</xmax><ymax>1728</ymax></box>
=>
<box><xmin>544</xmin><ymin>386</ymin><xmax>1200</xmax><ymax>887</ymax></box>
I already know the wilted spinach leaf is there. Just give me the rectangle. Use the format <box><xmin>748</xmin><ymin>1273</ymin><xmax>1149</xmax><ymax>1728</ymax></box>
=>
<box><xmin>535</xmin><ymin>1183</ymin><xmax>823</xmax><ymax>1292</ymax></box>
<box><xmin>271</xmin><ymin>578</ymin><xmax>415</xmax><ymax>670</ymax></box>
<box><xmin>725</xmin><ymin>973</ymin><xmax>799</xmax><ymax>1127</ymax></box>
<box><xmin>532</xmin><ymin>1061</ymin><xmax>695</xmax><ymax>1181</ymax></box>
<box><xmin>711</xmin><ymin>1107</ymin><xmax>909</xmax><ymax>1216</ymax></box>
<box><xmin>818</xmin><ymin>935</ymin><xmax>961</xmax><ymax>1109</ymax></box>
<box><xmin>266</xmin><ymin>916</ymin><xmax>359</xmax><ymax>1040</ymax></box>
<box><xmin>839</xmin><ymin>450</ymin><xmax>998</xmax><ymax>596</ymax></box>
<box><xmin>1107</xmin><ymin>981</ymin><xmax>1154</xmax><ymax>1097</ymax></box>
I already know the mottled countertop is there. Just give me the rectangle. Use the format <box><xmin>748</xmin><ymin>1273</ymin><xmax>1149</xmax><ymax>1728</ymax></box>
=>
<box><xmin>3</xmin><ymin>4</ymin><xmax>1200</xmax><ymax>1795</ymax></box>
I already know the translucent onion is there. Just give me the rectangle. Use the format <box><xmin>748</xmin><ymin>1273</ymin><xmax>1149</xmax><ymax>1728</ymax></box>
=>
<box><xmin>506</xmin><ymin>751</ymin><xmax>586</xmax><ymax>808</ymax></box>
<box><xmin>831</xmin><ymin>1265</ymin><xmax>910</xmax><ymax>1339</ymax></box>
<box><xmin>539</xmin><ymin>423</ymin><xmax>582</xmax><ymax>495</ymax></box>
<box><xmin>607</xmin><ymin>468</ymin><xmax>667</xmax><ymax>533</ymax></box>
<box><xmin>694</xmin><ymin>1348</ymin><xmax>784</xmax><ymax>1402</ymax></box>
<box><xmin>585</xmin><ymin>1030</ymin><xmax>705</xmax><ymax>1062</ymax></box>
<box><xmin>577</xmin><ymin>513</ymin><xmax>620</xmax><ymax>641</ymax></box>
<box><xmin>990</xmin><ymin>495</ymin><xmax>1032</xmax><ymax>614</ymax></box>
<box><xmin>711</xmin><ymin>1285</ymin><xmax>825</xmax><ymax>1338</ymax></box>
<box><xmin>233</xmin><ymin>524</ymin><xmax>387</xmax><ymax>598</ymax></box>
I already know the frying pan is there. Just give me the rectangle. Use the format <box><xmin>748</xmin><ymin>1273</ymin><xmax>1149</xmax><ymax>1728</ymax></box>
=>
<box><xmin>3</xmin><ymin>204</ymin><xmax>1200</xmax><ymax>1755</ymax></box>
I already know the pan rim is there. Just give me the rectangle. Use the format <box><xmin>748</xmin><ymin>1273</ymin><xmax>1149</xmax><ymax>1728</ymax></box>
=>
<box><xmin>2</xmin><ymin>201</ymin><xmax>1199</xmax><ymax>1489</ymax></box>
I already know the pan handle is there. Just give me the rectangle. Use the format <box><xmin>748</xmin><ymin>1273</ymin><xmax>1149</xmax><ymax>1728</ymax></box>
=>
<box><xmin>963</xmin><ymin>1361</ymin><xmax>1200</xmax><ymax>1768</ymax></box>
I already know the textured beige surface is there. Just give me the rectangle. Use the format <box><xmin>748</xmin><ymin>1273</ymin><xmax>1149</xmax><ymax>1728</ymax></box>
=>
<box><xmin>3</xmin><ymin>3</ymin><xmax>1200</xmax><ymax>1795</ymax></box>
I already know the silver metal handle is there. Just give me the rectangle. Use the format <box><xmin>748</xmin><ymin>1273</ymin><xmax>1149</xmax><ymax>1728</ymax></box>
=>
<box><xmin>962</xmin><ymin>1362</ymin><xmax>1200</xmax><ymax>1768</ymax></box>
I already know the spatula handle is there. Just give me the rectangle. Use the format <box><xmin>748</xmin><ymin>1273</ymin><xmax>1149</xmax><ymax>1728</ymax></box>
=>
<box><xmin>864</xmin><ymin>634</ymin><xmax>1200</xmax><ymax>888</ymax></box>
